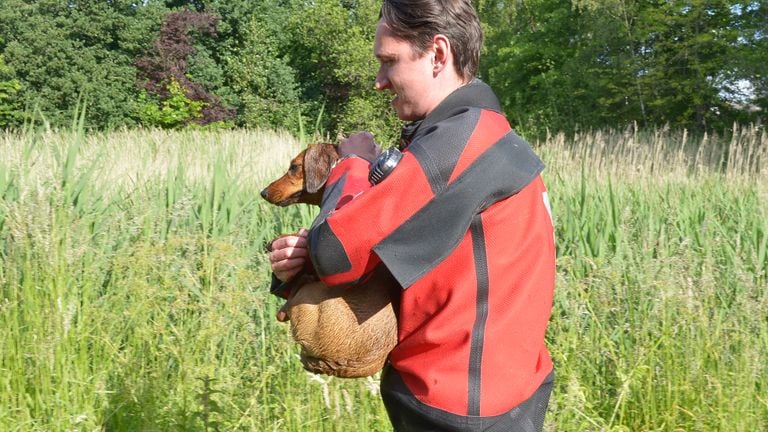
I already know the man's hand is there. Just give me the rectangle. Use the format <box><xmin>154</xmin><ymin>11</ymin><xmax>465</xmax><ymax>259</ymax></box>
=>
<box><xmin>339</xmin><ymin>131</ymin><xmax>381</xmax><ymax>162</ymax></box>
<box><xmin>268</xmin><ymin>229</ymin><xmax>309</xmax><ymax>282</ymax></box>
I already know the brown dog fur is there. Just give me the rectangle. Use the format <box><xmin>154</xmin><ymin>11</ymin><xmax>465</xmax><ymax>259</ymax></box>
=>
<box><xmin>261</xmin><ymin>143</ymin><xmax>398</xmax><ymax>378</ymax></box>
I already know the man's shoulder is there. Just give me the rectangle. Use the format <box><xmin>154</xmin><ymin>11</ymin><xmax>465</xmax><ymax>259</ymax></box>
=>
<box><xmin>414</xmin><ymin>105</ymin><xmax>511</xmax><ymax>152</ymax></box>
<box><xmin>405</xmin><ymin>107</ymin><xmax>519</xmax><ymax>193</ymax></box>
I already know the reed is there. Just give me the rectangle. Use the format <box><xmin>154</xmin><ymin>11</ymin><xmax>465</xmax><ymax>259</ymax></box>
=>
<box><xmin>538</xmin><ymin>124</ymin><xmax>767</xmax><ymax>430</ymax></box>
<box><xmin>0</xmin><ymin>124</ymin><xmax>765</xmax><ymax>431</ymax></box>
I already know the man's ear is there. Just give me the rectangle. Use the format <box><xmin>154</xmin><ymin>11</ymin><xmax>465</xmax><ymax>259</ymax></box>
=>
<box><xmin>431</xmin><ymin>34</ymin><xmax>451</xmax><ymax>73</ymax></box>
<box><xmin>304</xmin><ymin>144</ymin><xmax>337</xmax><ymax>193</ymax></box>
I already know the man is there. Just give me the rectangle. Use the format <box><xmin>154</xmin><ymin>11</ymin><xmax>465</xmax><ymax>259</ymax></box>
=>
<box><xmin>269</xmin><ymin>0</ymin><xmax>555</xmax><ymax>430</ymax></box>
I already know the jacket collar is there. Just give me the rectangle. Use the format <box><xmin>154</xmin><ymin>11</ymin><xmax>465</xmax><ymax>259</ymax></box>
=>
<box><xmin>399</xmin><ymin>79</ymin><xmax>502</xmax><ymax>149</ymax></box>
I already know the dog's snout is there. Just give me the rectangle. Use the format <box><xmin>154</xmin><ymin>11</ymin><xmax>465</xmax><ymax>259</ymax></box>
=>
<box><xmin>260</xmin><ymin>188</ymin><xmax>268</xmax><ymax>200</ymax></box>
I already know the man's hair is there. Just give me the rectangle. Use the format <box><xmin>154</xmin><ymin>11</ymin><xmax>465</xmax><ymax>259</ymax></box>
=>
<box><xmin>379</xmin><ymin>0</ymin><xmax>483</xmax><ymax>81</ymax></box>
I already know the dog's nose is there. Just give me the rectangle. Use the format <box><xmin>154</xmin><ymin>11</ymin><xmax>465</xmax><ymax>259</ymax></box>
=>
<box><xmin>260</xmin><ymin>189</ymin><xmax>268</xmax><ymax>200</ymax></box>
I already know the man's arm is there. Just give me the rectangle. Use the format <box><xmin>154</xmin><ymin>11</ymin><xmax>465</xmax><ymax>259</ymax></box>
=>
<box><xmin>308</xmin><ymin>149</ymin><xmax>433</xmax><ymax>287</ymax></box>
<box><xmin>308</xmin><ymin>109</ymin><xmax>545</xmax><ymax>290</ymax></box>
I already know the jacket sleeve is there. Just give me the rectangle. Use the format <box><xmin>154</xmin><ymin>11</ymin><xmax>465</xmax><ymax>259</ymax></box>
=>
<box><xmin>308</xmin><ymin>110</ymin><xmax>544</xmax><ymax>289</ymax></box>
<box><xmin>308</xmin><ymin>151</ymin><xmax>435</xmax><ymax>288</ymax></box>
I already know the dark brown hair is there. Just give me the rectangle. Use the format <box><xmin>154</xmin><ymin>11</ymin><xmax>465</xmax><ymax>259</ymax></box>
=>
<box><xmin>379</xmin><ymin>0</ymin><xmax>482</xmax><ymax>80</ymax></box>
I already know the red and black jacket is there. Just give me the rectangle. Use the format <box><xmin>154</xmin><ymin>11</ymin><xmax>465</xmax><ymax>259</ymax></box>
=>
<box><xmin>308</xmin><ymin>80</ymin><xmax>555</xmax><ymax>420</ymax></box>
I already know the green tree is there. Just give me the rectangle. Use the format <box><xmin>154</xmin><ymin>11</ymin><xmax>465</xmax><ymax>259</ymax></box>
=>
<box><xmin>0</xmin><ymin>41</ymin><xmax>22</xmax><ymax>129</ymax></box>
<box><xmin>285</xmin><ymin>0</ymin><xmax>401</xmax><ymax>144</ymax></box>
<box><xmin>720</xmin><ymin>1</ymin><xmax>767</xmax><ymax>121</ymax></box>
<box><xmin>166</xmin><ymin>0</ymin><xmax>399</xmax><ymax>138</ymax></box>
<box><xmin>480</xmin><ymin>0</ymin><xmax>766</xmax><ymax>135</ymax></box>
<box><xmin>220</xmin><ymin>9</ymin><xmax>302</xmax><ymax>130</ymax></box>
<box><xmin>482</xmin><ymin>0</ymin><xmax>600</xmax><ymax>134</ymax></box>
<box><xmin>633</xmin><ymin>0</ymin><xmax>746</xmax><ymax>129</ymax></box>
<box><xmin>0</xmin><ymin>0</ymin><xmax>166</xmax><ymax>129</ymax></box>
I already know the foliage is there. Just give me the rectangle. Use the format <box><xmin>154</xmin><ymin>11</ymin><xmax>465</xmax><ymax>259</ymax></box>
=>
<box><xmin>0</xmin><ymin>0</ymin><xmax>164</xmax><ymax>128</ymax></box>
<box><xmin>0</xmin><ymin>0</ymin><xmax>764</xmax><ymax>137</ymax></box>
<box><xmin>222</xmin><ymin>12</ymin><xmax>302</xmax><ymax>131</ymax></box>
<box><xmin>480</xmin><ymin>0</ymin><xmax>767</xmax><ymax>137</ymax></box>
<box><xmin>136</xmin><ymin>79</ymin><xmax>204</xmax><ymax>129</ymax></box>
<box><xmin>134</xmin><ymin>9</ymin><xmax>234</xmax><ymax>127</ymax></box>
<box><xmin>284</xmin><ymin>0</ymin><xmax>402</xmax><ymax>144</ymax></box>
<box><xmin>631</xmin><ymin>0</ymin><xmax>746</xmax><ymax>129</ymax></box>
<box><xmin>0</xmin><ymin>45</ymin><xmax>22</xmax><ymax>128</ymax></box>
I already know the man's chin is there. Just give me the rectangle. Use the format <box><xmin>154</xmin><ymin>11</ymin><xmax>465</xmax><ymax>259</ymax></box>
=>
<box><xmin>397</xmin><ymin>113</ymin><xmax>424</xmax><ymax>122</ymax></box>
<box><xmin>393</xmin><ymin>102</ymin><xmax>421</xmax><ymax>122</ymax></box>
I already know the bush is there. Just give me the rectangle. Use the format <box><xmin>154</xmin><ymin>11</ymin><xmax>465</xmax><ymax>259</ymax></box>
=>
<box><xmin>136</xmin><ymin>79</ymin><xmax>204</xmax><ymax>129</ymax></box>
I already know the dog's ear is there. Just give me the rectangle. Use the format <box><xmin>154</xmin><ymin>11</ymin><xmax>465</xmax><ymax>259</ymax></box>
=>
<box><xmin>304</xmin><ymin>144</ymin><xmax>338</xmax><ymax>194</ymax></box>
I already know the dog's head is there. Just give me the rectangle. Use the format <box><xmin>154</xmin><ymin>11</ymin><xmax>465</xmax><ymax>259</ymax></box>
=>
<box><xmin>260</xmin><ymin>143</ymin><xmax>339</xmax><ymax>207</ymax></box>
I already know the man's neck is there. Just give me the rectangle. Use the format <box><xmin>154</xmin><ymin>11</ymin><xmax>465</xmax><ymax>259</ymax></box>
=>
<box><xmin>424</xmin><ymin>74</ymin><xmax>467</xmax><ymax>118</ymax></box>
<box><xmin>400</xmin><ymin>79</ymin><xmax>502</xmax><ymax>148</ymax></box>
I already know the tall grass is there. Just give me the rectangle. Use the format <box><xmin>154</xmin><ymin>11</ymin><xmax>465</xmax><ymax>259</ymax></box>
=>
<box><xmin>0</xmin><ymin>123</ymin><xmax>766</xmax><ymax>431</ymax></box>
<box><xmin>539</xmin><ymin>124</ymin><xmax>767</xmax><ymax>431</ymax></box>
<box><xmin>0</xmin><ymin>126</ymin><xmax>388</xmax><ymax>431</ymax></box>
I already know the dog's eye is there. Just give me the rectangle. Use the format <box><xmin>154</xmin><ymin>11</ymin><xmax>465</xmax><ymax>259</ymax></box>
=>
<box><xmin>289</xmin><ymin>163</ymin><xmax>299</xmax><ymax>173</ymax></box>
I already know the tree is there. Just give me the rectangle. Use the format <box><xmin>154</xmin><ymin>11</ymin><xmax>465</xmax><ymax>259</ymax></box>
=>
<box><xmin>223</xmin><ymin>15</ymin><xmax>301</xmax><ymax>130</ymax></box>
<box><xmin>0</xmin><ymin>0</ymin><xmax>162</xmax><ymax>128</ymax></box>
<box><xmin>633</xmin><ymin>0</ymin><xmax>746</xmax><ymax>129</ymax></box>
<box><xmin>134</xmin><ymin>10</ymin><xmax>234</xmax><ymax>127</ymax></box>
<box><xmin>204</xmin><ymin>0</ymin><xmax>303</xmax><ymax>131</ymax></box>
<box><xmin>2</xmin><ymin>0</ymin><xmax>761</xmax><ymax>134</ymax></box>
<box><xmin>482</xmin><ymin>0</ymin><xmax>601</xmax><ymax>134</ymax></box>
<box><xmin>480</xmin><ymin>0</ymin><xmax>766</xmax><ymax>135</ymax></box>
<box><xmin>284</xmin><ymin>0</ymin><xmax>401</xmax><ymax>144</ymax></box>
<box><xmin>0</xmin><ymin>40</ymin><xmax>23</xmax><ymax>128</ymax></box>
<box><xmin>726</xmin><ymin>1</ymin><xmax>767</xmax><ymax>121</ymax></box>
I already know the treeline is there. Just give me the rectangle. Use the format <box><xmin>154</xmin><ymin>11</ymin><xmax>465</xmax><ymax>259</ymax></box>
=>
<box><xmin>0</xmin><ymin>0</ymin><xmax>765</xmax><ymax>141</ymax></box>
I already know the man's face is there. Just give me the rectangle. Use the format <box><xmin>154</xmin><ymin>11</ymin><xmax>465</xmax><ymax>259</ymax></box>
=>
<box><xmin>374</xmin><ymin>21</ymin><xmax>435</xmax><ymax>121</ymax></box>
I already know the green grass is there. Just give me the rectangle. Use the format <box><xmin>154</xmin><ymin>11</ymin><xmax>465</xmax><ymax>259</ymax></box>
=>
<box><xmin>1</xmin><ymin>124</ymin><xmax>766</xmax><ymax>431</ymax></box>
<box><xmin>540</xmin><ymin>125</ymin><xmax>767</xmax><ymax>431</ymax></box>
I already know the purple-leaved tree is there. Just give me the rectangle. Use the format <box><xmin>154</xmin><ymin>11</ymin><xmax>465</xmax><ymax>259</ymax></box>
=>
<box><xmin>135</xmin><ymin>10</ymin><xmax>234</xmax><ymax>126</ymax></box>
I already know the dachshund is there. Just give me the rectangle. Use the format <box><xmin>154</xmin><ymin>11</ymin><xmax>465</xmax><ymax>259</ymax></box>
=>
<box><xmin>260</xmin><ymin>143</ymin><xmax>339</xmax><ymax>207</ymax></box>
<box><xmin>261</xmin><ymin>143</ymin><xmax>398</xmax><ymax>378</ymax></box>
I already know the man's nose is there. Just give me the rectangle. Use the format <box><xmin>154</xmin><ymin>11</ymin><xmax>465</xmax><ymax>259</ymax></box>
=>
<box><xmin>374</xmin><ymin>73</ymin><xmax>389</xmax><ymax>90</ymax></box>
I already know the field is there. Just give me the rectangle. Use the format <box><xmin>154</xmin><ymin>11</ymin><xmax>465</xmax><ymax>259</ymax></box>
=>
<box><xmin>1</xmin><ymin>124</ymin><xmax>766</xmax><ymax>431</ymax></box>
